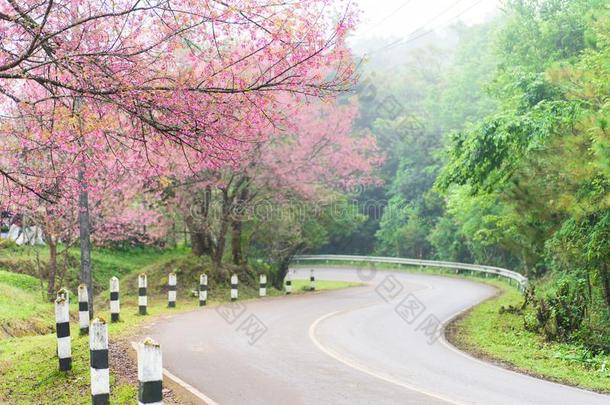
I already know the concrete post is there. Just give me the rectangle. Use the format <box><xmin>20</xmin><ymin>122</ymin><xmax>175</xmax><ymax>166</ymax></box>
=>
<box><xmin>78</xmin><ymin>284</ymin><xmax>90</xmax><ymax>335</ymax></box>
<box><xmin>55</xmin><ymin>295</ymin><xmax>72</xmax><ymax>371</ymax></box>
<box><xmin>138</xmin><ymin>273</ymin><xmax>148</xmax><ymax>315</ymax></box>
<box><xmin>90</xmin><ymin>318</ymin><xmax>110</xmax><ymax>404</ymax></box>
<box><xmin>110</xmin><ymin>277</ymin><xmax>120</xmax><ymax>322</ymax></box>
<box><xmin>285</xmin><ymin>272</ymin><xmax>292</xmax><ymax>295</ymax></box>
<box><xmin>230</xmin><ymin>274</ymin><xmax>238</xmax><ymax>301</ymax></box>
<box><xmin>167</xmin><ymin>272</ymin><xmax>177</xmax><ymax>308</ymax></box>
<box><xmin>259</xmin><ymin>274</ymin><xmax>267</xmax><ymax>297</ymax></box>
<box><xmin>310</xmin><ymin>269</ymin><xmax>316</xmax><ymax>291</ymax></box>
<box><xmin>199</xmin><ymin>274</ymin><xmax>208</xmax><ymax>306</ymax></box>
<box><xmin>137</xmin><ymin>338</ymin><xmax>163</xmax><ymax>405</ymax></box>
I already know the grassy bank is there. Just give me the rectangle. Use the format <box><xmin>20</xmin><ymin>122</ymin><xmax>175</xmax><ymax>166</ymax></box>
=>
<box><xmin>0</xmin><ymin>271</ymin><xmax>54</xmax><ymax>338</ymax></box>
<box><xmin>0</xmin><ymin>244</ymin><xmax>187</xmax><ymax>294</ymax></box>
<box><xmin>448</xmin><ymin>283</ymin><xmax>610</xmax><ymax>393</ymax></box>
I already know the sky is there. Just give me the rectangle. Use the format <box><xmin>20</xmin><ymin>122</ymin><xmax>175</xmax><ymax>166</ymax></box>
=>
<box><xmin>351</xmin><ymin>0</ymin><xmax>500</xmax><ymax>42</ymax></box>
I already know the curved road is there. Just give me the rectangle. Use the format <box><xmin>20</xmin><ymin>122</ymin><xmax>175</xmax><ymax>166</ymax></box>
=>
<box><xmin>146</xmin><ymin>267</ymin><xmax>610</xmax><ymax>404</ymax></box>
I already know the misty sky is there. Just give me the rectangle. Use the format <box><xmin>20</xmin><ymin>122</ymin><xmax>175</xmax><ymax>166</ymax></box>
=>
<box><xmin>352</xmin><ymin>0</ymin><xmax>500</xmax><ymax>41</ymax></box>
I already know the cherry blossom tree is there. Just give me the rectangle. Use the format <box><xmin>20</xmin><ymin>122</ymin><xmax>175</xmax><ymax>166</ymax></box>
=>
<box><xmin>168</xmin><ymin>97</ymin><xmax>382</xmax><ymax>267</ymax></box>
<box><xmin>0</xmin><ymin>0</ymin><xmax>358</xmax><ymax>200</ymax></box>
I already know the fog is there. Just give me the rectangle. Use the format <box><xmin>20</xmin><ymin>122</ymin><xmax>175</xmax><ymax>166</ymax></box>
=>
<box><xmin>351</xmin><ymin>0</ymin><xmax>500</xmax><ymax>54</ymax></box>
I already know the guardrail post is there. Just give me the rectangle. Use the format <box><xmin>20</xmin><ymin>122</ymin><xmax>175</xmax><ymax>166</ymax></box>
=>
<box><xmin>167</xmin><ymin>272</ymin><xmax>177</xmax><ymax>308</ymax></box>
<box><xmin>285</xmin><ymin>272</ymin><xmax>292</xmax><ymax>295</ymax></box>
<box><xmin>110</xmin><ymin>277</ymin><xmax>120</xmax><ymax>322</ymax></box>
<box><xmin>78</xmin><ymin>284</ymin><xmax>90</xmax><ymax>335</ymax></box>
<box><xmin>199</xmin><ymin>274</ymin><xmax>207</xmax><ymax>306</ymax></box>
<box><xmin>137</xmin><ymin>338</ymin><xmax>163</xmax><ymax>405</ymax></box>
<box><xmin>310</xmin><ymin>269</ymin><xmax>315</xmax><ymax>291</ymax></box>
<box><xmin>55</xmin><ymin>295</ymin><xmax>72</xmax><ymax>371</ymax></box>
<box><xmin>138</xmin><ymin>273</ymin><xmax>148</xmax><ymax>315</ymax></box>
<box><xmin>90</xmin><ymin>318</ymin><xmax>110</xmax><ymax>404</ymax></box>
<box><xmin>259</xmin><ymin>274</ymin><xmax>267</xmax><ymax>297</ymax></box>
<box><xmin>231</xmin><ymin>274</ymin><xmax>238</xmax><ymax>301</ymax></box>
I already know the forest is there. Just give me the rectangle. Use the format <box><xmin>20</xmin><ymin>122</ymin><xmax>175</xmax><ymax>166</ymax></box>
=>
<box><xmin>331</xmin><ymin>0</ymin><xmax>609</xmax><ymax>352</ymax></box>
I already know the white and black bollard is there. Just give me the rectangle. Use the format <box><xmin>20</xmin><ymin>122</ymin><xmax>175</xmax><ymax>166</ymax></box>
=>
<box><xmin>55</xmin><ymin>295</ymin><xmax>72</xmax><ymax>371</ymax></box>
<box><xmin>78</xmin><ymin>284</ymin><xmax>90</xmax><ymax>335</ymax></box>
<box><xmin>199</xmin><ymin>274</ymin><xmax>207</xmax><ymax>306</ymax></box>
<box><xmin>167</xmin><ymin>272</ymin><xmax>177</xmax><ymax>308</ymax></box>
<box><xmin>110</xmin><ymin>276</ymin><xmax>120</xmax><ymax>322</ymax></box>
<box><xmin>137</xmin><ymin>338</ymin><xmax>163</xmax><ymax>405</ymax></box>
<box><xmin>259</xmin><ymin>274</ymin><xmax>267</xmax><ymax>297</ymax></box>
<box><xmin>285</xmin><ymin>272</ymin><xmax>292</xmax><ymax>295</ymax></box>
<box><xmin>230</xmin><ymin>274</ymin><xmax>238</xmax><ymax>302</ymax></box>
<box><xmin>138</xmin><ymin>273</ymin><xmax>148</xmax><ymax>315</ymax></box>
<box><xmin>310</xmin><ymin>269</ymin><xmax>316</xmax><ymax>291</ymax></box>
<box><xmin>90</xmin><ymin>318</ymin><xmax>110</xmax><ymax>404</ymax></box>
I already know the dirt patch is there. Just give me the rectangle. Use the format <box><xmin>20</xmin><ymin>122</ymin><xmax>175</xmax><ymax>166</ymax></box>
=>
<box><xmin>110</xmin><ymin>337</ymin><xmax>184</xmax><ymax>404</ymax></box>
<box><xmin>0</xmin><ymin>318</ymin><xmax>54</xmax><ymax>339</ymax></box>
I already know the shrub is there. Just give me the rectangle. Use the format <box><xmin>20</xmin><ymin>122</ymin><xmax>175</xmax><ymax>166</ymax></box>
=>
<box><xmin>523</xmin><ymin>275</ymin><xmax>588</xmax><ymax>342</ymax></box>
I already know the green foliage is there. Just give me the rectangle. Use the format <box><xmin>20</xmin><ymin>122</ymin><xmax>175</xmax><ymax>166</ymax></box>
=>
<box><xmin>523</xmin><ymin>276</ymin><xmax>588</xmax><ymax>342</ymax></box>
<box><xmin>434</xmin><ymin>0</ymin><xmax>610</xmax><ymax>351</ymax></box>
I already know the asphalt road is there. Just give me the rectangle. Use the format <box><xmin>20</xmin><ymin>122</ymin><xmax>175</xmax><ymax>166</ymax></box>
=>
<box><xmin>147</xmin><ymin>267</ymin><xmax>610</xmax><ymax>405</ymax></box>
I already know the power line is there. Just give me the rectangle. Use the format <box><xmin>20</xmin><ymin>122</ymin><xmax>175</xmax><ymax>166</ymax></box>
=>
<box><xmin>361</xmin><ymin>0</ymin><xmax>415</xmax><ymax>35</ymax></box>
<box><xmin>366</xmin><ymin>0</ymin><xmax>488</xmax><ymax>56</ymax></box>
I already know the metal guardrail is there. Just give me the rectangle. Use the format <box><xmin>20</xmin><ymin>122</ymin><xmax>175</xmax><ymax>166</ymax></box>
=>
<box><xmin>292</xmin><ymin>254</ymin><xmax>528</xmax><ymax>290</ymax></box>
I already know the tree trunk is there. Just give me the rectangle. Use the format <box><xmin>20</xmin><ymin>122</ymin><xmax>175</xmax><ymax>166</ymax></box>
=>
<box><xmin>213</xmin><ymin>217</ymin><xmax>228</xmax><ymax>267</ymax></box>
<box><xmin>186</xmin><ymin>185</ymin><xmax>214</xmax><ymax>257</ymax></box>
<box><xmin>79</xmin><ymin>173</ymin><xmax>94</xmax><ymax>318</ymax></box>
<box><xmin>231</xmin><ymin>219</ymin><xmax>243</xmax><ymax>265</ymax></box>
<box><xmin>46</xmin><ymin>240</ymin><xmax>58</xmax><ymax>301</ymax></box>
<box><xmin>231</xmin><ymin>186</ymin><xmax>249</xmax><ymax>265</ymax></box>
<box><xmin>273</xmin><ymin>255</ymin><xmax>293</xmax><ymax>290</ymax></box>
<box><xmin>211</xmin><ymin>187</ymin><xmax>232</xmax><ymax>267</ymax></box>
<box><xmin>190</xmin><ymin>229</ymin><xmax>208</xmax><ymax>256</ymax></box>
<box><xmin>600</xmin><ymin>262</ymin><xmax>610</xmax><ymax>309</ymax></box>
<box><xmin>185</xmin><ymin>214</ymin><xmax>213</xmax><ymax>257</ymax></box>
<box><xmin>272</xmin><ymin>243</ymin><xmax>305</xmax><ymax>289</ymax></box>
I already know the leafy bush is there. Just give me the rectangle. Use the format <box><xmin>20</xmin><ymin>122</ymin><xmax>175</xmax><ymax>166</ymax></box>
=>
<box><xmin>523</xmin><ymin>275</ymin><xmax>590</xmax><ymax>344</ymax></box>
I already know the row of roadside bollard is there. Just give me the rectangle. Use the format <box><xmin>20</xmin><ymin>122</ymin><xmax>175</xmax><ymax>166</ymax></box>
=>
<box><xmin>54</xmin><ymin>289</ymin><xmax>162</xmax><ymax>404</ymax></box>
<box><xmin>54</xmin><ymin>269</ymin><xmax>317</xmax><ymax>403</ymax></box>
<box><xmin>65</xmin><ymin>269</ymin><xmax>317</xmax><ymax>338</ymax></box>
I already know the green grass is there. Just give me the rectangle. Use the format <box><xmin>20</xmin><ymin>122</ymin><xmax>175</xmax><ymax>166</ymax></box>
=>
<box><xmin>449</xmin><ymin>283</ymin><xmax>610</xmax><ymax>393</ymax></box>
<box><xmin>292</xmin><ymin>279</ymin><xmax>363</xmax><ymax>292</ymax></box>
<box><xmin>0</xmin><ymin>271</ymin><xmax>54</xmax><ymax>339</ymax></box>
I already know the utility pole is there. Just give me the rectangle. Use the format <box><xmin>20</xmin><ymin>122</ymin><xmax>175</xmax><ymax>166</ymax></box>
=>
<box><xmin>76</xmin><ymin>96</ymin><xmax>93</xmax><ymax>317</ymax></box>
